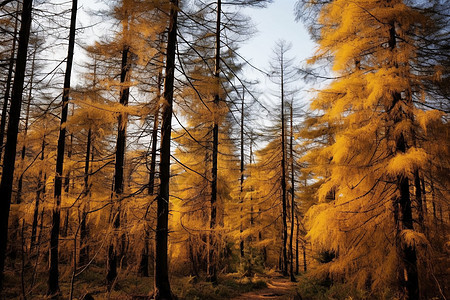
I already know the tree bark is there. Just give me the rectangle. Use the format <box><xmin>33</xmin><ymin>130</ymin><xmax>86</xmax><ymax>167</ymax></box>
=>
<box><xmin>154</xmin><ymin>0</ymin><xmax>178</xmax><ymax>298</ymax></box>
<box><xmin>295</xmin><ymin>215</ymin><xmax>299</xmax><ymax>275</ymax></box>
<box><xmin>15</xmin><ymin>44</ymin><xmax>36</xmax><ymax>205</ymax></box>
<box><xmin>289</xmin><ymin>103</ymin><xmax>295</xmax><ymax>282</ymax></box>
<box><xmin>31</xmin><ymin>137</ymin><xmax>46</xmax><ymax>250</ymax></box>
<box><xmin>107</xmin><ymin>41</ymin><xmax>131</xmax><ymax>290</ymax></box>
<box><xmin>48</xmin><ymin>0</ymin><xmax>78</xmax><ymax>296</ymax></box>
<box><xmin>79</xmin><ymin>127</ymin><xmax>92</xmax><ymax>266</ymax></box>
<box><xmin>239</xmin><ymin>91</ymin><xmax>245</xmax><ymax>258</ymax></box>
<box><xmin>0</xmin><ymin>0</ymin><xmax>19</xmax><ymax>166</ymax></box>
<box><xmin>0</xmin><ymin>0</ymin><xmax>33</xmax><ymax>292</ymax></box>
<box><xmin>208</xmin><ymin>0</ymin><xmax>221</xmax><ymax>284</ymax></box>
<box><xmin>280</xmin><ymin>49</ymin><xmax>288</xmax><ymax>277</ymax></box>
<box><xmin>388</xmin><ymin>21</ymin><xmax>419</xmax><ymax>300</ymax></box>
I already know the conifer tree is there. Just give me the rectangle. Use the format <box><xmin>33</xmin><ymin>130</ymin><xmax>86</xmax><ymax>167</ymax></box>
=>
<box><xmin>48</xmin><ymin>0</ymin><xmax>78</xmax><ymax>295</ymax></box>
<box><xmin>0</xmin><ymin>0</ymin><xmax>33</xmax><ymax>292</ymax></box>
<box><xmin>299</xmin><ymin>0</ymin><xmax>449</xmax><ymax>298</ymax></box>
<box><xmin>154</xmin><ymin>0</ymin><xmax>178</xmax><ymax>298</ymax></box>
<box><xmin>0</xmin><ymin>0</ymin><xmax>19</xmax><ymax>165</ymax></box>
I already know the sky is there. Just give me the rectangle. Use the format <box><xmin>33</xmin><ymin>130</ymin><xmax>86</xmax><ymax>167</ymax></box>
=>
<box><xmin>75</xmin><ymin>0</ymin><xmax>316</xmax><ymax>91</ymax></box>
<box><xmin>69</xmin><ymin>0</ymin><xmax>318</xmax><ymax>123</ymax></box>
<box><xmin>238</xmin><ymin>1</ymin><xmax>317</xmax><ymax>125</ymax></box>
<box><xmin>240</xmin><ymin>1</ymin><xmax>315</xmax><ymax>82</ymax></box>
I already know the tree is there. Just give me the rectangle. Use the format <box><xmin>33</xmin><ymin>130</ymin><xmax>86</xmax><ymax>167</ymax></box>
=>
<box><xmin>48</xmin><ymin>0</ymin><xmax>78</xmax><ymax>296</ymax></box>
<box><xmin>153</xmin><ymin>0</ymin><xmax>178</xmax><ymax>298</ymax></box>
<box><xmin>268</xmin><ymin>40</ymin><xmax>298</xmax><ymax>277</ymax></box>
<box><xmin>299</xmin><ymin>0</ymin><xmax>449</xmax><ymax>298</ymax></box>
<box><xmin>0</xmin><ymin>0</ymin><xmax>19</xmax><ymax>166</ymax></box>
<box><xmin>0</xmin><ymin>0</ymin><xmax>33</xmax><ymax>292</ymax></box>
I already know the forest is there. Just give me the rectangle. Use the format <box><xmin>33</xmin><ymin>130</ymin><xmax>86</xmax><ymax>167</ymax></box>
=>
<box><xmin>0</xmin><ymin>0</ymin><xmax>448</xmax><ymax>299</ymax></box>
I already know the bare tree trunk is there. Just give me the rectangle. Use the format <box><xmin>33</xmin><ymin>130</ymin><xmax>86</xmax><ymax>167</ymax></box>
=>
<box><xmin>208</xmin><ymin>0</ymin><xmax>221</xmax><ymax>284</ymax></box>
<box><xmin>154</xmin><ymin>1</ymin><xmax>178</xmax><ymax>298</ymax></box>
<box><xmin>0</xmin><ymin>0</ymin><xmax>19</xmax><ymax>165</ymax></box>
<box><xmin>139</xmin><ymin>44</ymin><xmax>163</xmax><ymax>276</ymax></box>
<box><xmin>107</xmin><ymin>41</ymin><xmax>130</xmax><ymax>291</ymax></box>
<box><xmin>239</xmin><ymin>91</ymin><xmax>245</xmax><ymax>258</ymax></box>
<box><xmin>79</xmin><ymin>128</ymin><xmax>92</xmax><ymax>266</ymax></box>
<box><xmin>148</xmin><ymin>42</ymin><xmax>163</xmax><ymax>195</ymax></box>
<box><xmin>295</xmin><ymin>215</ymin><xmax>299</xmax><ymax>275</ymax></box>
<box><xmin>15</xmin><ymin>45</ymin><xmax>36</xmax><ymax>205</ymax></box>
<box><xmin>31</xmin><ymin>137</ymin><xmax>46</xmax><ymax>250</ymax></box>
<box><xmin>280</xmin><ymin>51</ymin><xmax>288</xmax><ymax>277</ymax></box>
<box><xmin>289</xmin><ymin>103</ymin><xmax>296</xmax><ymax>282</ymax></box>
<box><xmin>48</xmin><ymin>1</ymin><xmax>78</xmax><ymax>296</ymax></box>
<box><xmin>0</xmin><ymin>0</ymin><xmax>33</xmax><ymax>292</ymax></box>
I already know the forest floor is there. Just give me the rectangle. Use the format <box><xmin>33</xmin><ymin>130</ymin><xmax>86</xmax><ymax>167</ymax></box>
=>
<box><xmin>232</xmin><ymin>276</ymin><xmax>299</xmax><ymax>300</ymax></box>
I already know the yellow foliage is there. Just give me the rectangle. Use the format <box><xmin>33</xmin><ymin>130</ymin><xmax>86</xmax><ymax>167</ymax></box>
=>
<box><xmin>386</xmin><ymin>147</ymin><xmax>427</xmax><ymax>176</ymax></box>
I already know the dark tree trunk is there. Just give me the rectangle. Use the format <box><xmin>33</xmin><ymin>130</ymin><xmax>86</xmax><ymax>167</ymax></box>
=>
<box><xmin>289</xmin><ymin>103</ymin><xmax>296</xmax><ymax>282</ymax></box>
<box><xmin>188</xmin><ymin>236</ymin><xmax>199</xmax><ymax>278</ymax></box>
<box><xmin>154</xmin><ymin>1</ymin><xmax>178</xmax><ymax>298</ymax></box>
<box><xmin>396</xmin><ymin>136</ymin><xmax>419</xmax><ymax>300</ymax></box>
<box><xmin>208</xmin><ymin>0</ymin><xmax>221</xmax><ymax>283</ymax></box>
<box><xmin>64</xmin><ymin>126</ymin><xmax>73</xmax><ymax>194</ymax></box>
<box><xmin>414</xmin><ymin>170</ymin><xmax>424</xmax><ymax>232</ymax></box>
<box><xmin>48</xmin><ymin>1</ymin><xmax>78</xmax><ymax>296</ymax></box>
<box><xmin>302</xmin><ymin>244</ymin><xmax>307</xmax><ymax>273</ymax></box>
<box><xmin>15</xmin><ymin>45</ymin><xmax>36</xmax><ymax>205</ymax></box>
<box><xmin>388</xmin><ymin>21</ymin><xmax>419</xmax><ymax>300</ymax></box>
<box><xmin>31</xmin><ymin>137</ymin><xmax>46</xmax><ymax>250</ymax></box>
<box><xmin>139</xmin><ymin>49</ymin><xmax>163</xmax><ymax>277</ymax></box>
<box><xmin>79</xmin><ymin>127</ymin><xmax>92</xmax><ymax>266</ymax></box>
<box><xmin>239</xmin><ymin>92</ymin><xmax>245</xmax><ymax>258</ymax></box>
<box><xmin>295</xmin><ymin>215</ymin><xmax>299</xmax><ymax>275</ymax></box>
<box><xmin>107</xmin><ymin>42</ymin><xmax>130</xmax><ymax>291</ymax></box>
<box><xmin>138</xmin><ymin>226</ymin><xmax>150</xmax><ymax>277</ymax></box>
<box><xmin>148</xmin><ymin>107</ymin><xmax>160</xmax><ymax>194</ymax></box>
<box><xmin>280</xmin><ymin>51</ymin><xmax>288</xmax><ymax>277</ymax></box>
<box><xmin>0</xmin><ymin>0</ymin><xmax>19</xmax><ymax>165</ymax></box>
<box><xmin>0</xmin><ymin>0</ymin><xmax>33</xmax><ymax>292</ymax></box>
<box><xmin>148</xmin><ymin>47</ymin><xmax>163</xmax><ymax>195</ymax></box>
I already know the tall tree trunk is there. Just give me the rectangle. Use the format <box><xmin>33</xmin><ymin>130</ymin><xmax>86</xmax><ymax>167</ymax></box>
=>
<box><xmin>154</xmin><ymin>0</ymin><xmax>178</xmax><ymax>298</ymax></box>
<box><xmin>31</xmin><ymin>136</ymin><xmax>46</xmax><ymax>250</ymax></box>
<box><xmin>64</xmin><ymin>120</ymin><xmax>73</xmax><ymax>194</ymax></box>
<box><xmin>15</xmin><ymin>45</ymin><xmax>36</xmax><ymax>205</ymax></box>
<box><xmin>388</xmin><ymin>21</ymin><xmax>419</xmax><ymax>300</ymax></box>
<box><xmin>295</xmin><ymin>215</ymin><xmax>299</xmax><ymax>275</ymax></box>
<box><xmin>79</xmin><ymin>127</ymin><xmax>92</xmax><ymax>266</ymax></box>
<box><xmin>0</xmin><ymin>0</ymin><xmax>19</xmax><ymax>166</ymax></box>
<box><xmin>289</xmin><ymin>103</ymin><xmax>295</xmax><ymax>282</ymax></box>
<box><xmin>280</xmin><ymin>50</ymin><xmax>288</xmax><ymax>277</ymax></box>
<box><xmin>0</xmin><ymin>0</ymin><xmax>33</xmax><ymax>292</ymax></box>
<box><xmin>395</xmin><ymin>133</ymin><xmax>418</xmax><ymax>300</ymax></box>
<box><xmin>107</xmin><ymin>41</ymin><xmax>130</xmax><ymax>290</ymax></box>
<box><xmin>239</xmin><ymin>91</ymin><xmax>245</xmax><ymax>258</ymax></box>
<box><xmin>48</xmin><ymin>1</ymin><xmax>78</xmax><ymax>296</ymax></box>
<box><xmin>208</xmin><ymin>0</ymin><xmax>221</xmax><ymax>283</ymax></box>
<box><xmin>149</xmin><ymin>41</ymin><xmax>163</xmax><ymax>195</ymax></box>
<box><xmin>139</xmin><ymin>44</ymin><xmax>163</xmax><ymax>276</ymax></box>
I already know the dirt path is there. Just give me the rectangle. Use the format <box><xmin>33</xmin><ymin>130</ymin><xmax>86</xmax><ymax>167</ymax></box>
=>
<box><xmin>233</xmin><ymin>277</ymin><xmax>300</xmax><ymax>300</ymax></box>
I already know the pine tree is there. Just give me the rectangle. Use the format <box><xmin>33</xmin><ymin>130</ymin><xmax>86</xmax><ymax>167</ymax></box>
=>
<box><xmin>0</xmin><ymin>0</ymin><xmax>33</xmax><ymax>292</ymax></box>
<box><xmin>154</xmin><ymin>0</ymin><xmax>178</xmax><ymax>298</ymax></box>
<box><xmin>300</xmin><ymin>0</ymin><xmax>449</xmax><ymax>298</ymax></box>
<box><xmin>48</xmin><ymin>0</ymin><xmax>78</xmax><ymax>296</ymax></box>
